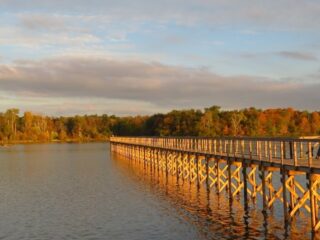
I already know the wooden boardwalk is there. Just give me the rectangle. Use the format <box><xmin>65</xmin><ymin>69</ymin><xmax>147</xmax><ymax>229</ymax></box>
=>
<box><xmin>110</xmin><ymin>136</ymin><xmax>320</xmax><ymax>234</ymax></box>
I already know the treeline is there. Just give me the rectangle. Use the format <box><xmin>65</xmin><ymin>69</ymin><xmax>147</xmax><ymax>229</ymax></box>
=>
<box><xmin>1</xmin><ymin>106</ymin><xmax>320</xmax><ymax>143</ymax></box>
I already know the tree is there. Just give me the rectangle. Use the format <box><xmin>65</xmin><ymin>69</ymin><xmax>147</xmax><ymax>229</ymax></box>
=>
<box><xmin>230</xmin><ymin>111</ymin><xmax>246</xmax><ymax>136</ymax></box>
<box><xmin>4</xmin><ymin>108</ymin><xmax>19</xmax><ymax>140</ymax></box>
<box><xmin>311</xmin><ymin>112</ymin><xmax>320</xmax><ymax>135</ymax></box>
<box><xmin>198</xmin><ymin>106</ymin><xmax>221</xmax><ymax>136</ymax></box>
<box><xmin>0</xmin><ymin>107</ymin><xmax>320</xmax><ymax>142</ymax></box>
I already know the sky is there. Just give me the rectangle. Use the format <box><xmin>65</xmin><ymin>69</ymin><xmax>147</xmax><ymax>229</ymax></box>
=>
<box><xmin>0</xmin><ymin>0</ymin><xmax>320</xmax><ymax>116</ymax></box>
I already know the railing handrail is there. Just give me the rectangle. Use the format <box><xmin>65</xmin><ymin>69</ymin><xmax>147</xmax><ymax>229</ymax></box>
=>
<box><xmin>110</xmin><ymin>136</ymin><xmax>320</xmax><ymax>143</ymax></box>
<box><xmin>110</xmin><ymin>136</ymin><xmax>320</xmax><ymax>168</ymax></box>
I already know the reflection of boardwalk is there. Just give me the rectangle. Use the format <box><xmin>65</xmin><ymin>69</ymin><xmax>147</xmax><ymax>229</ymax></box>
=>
<box><xmin>111</xmin><ymin>136</ymin><xmax>320</xmax><ymax>237</ymax></box>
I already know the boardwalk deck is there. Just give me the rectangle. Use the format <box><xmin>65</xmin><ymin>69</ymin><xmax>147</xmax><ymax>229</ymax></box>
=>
<box><xmin>110</xmin><ymin>136</ymin><xmax>320</xmax><ymax>234</ymax></box>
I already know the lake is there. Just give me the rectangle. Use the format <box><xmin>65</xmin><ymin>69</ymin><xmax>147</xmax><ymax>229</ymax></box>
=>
<box><xmin>0</xmin><ymin>143</ymin><xmax>314</xmax><ymax>239</ymax></box>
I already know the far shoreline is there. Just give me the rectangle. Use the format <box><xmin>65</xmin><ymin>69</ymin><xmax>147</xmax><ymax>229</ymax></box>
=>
<box><xmin>0</xmin><ymin>139</ymin><xmax>110</xmax><ymax>147</ymax></box>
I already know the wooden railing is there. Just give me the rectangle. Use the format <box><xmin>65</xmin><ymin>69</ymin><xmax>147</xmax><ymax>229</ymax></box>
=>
<box><xmin>110</xmin><ymin>136</ymin><xmax>320</xmax><ymax>168</ymax></box>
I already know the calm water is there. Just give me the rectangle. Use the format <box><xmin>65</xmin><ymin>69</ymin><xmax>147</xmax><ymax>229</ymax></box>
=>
<box><xmin>0</xmin><ymin>143</ymin><xmax>316</xmax><ymax>239</ymax></box>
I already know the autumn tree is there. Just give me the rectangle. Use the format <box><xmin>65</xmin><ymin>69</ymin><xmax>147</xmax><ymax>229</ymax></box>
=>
<box><xmin>1</xmin><ymin>107</ymin><xmax>320</xmax><ymax>143</ymax></box>
<box><xmin>198</xmin><ymin>106</ymin><xmax>221</xmax><ymax>137</ymax></box>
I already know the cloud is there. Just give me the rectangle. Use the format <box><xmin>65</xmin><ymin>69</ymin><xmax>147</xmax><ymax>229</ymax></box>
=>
<box><xmin>0</xmin><ymin>26</ymin><xmax>101</xmax><ymax>48</ymax></box>
<box><xmin>0</xmin><ymin>13</ymin><xmax>138</xmax><ymax>50</ymax></box>
<box><xmin>19</xmin><ymin>14</ymin><xmax>66</xmax><ymax>31</ymax></box>
<box><xmin>1</xmin><ymin>0</ymin><xmax>320</xmax><ymax>30</ymax></box>
<box><xmin>1</xmin><ymin>1</ymin><xmax>319</xmax><ymax>116</ymax></box>
<box><xmin>276</xmin><ymin>51</ymin><xmax>318</xmax><ymax>61</ymax></box>
<box><xmin>0</xmin><ymin>56</ymin><xmax>320</xmax><ymax>115</ymax></box>
<box><xmin>0</xmin><ymin>93</ymin><xmax>159</xmax><ymax>116</ymax></box>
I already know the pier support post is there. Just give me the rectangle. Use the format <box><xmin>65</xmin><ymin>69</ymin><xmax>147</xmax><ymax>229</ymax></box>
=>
<box><xmin>206</xmin><ymin>156</ymin><xmax>210</xmax><ymax>191</ymax></box>
<box><xmin>110</xmin><ymin>136</ymin><xmax>320</xmax><ymax>235</ymax></box>
<box><xmin>309</xmin><ymin>174</ymin><xmax>320</xmax><ymax>232</ymax></box>
<box><xmin>242</xmin><ymin>163</ymin><xmax>248</xmax><ymax>207</ymax></box>
<box><xmin>143</xmin><ymin>148</ymin><xmax>146</xmax><ymax>169</ymax></box>
<box><xmin>216</xmin><ymin>161</ymin><xmax>221</xmax><ymax>193</ymax></box>
<box><xmin>228</xmin><ymin>160</ymin><xmax>232</xmax><ymax>201</ymax></box>
<box><xmin>282</xmin><ymin>168</ymin><xmax>288</xmax><ymax>224</ymax></box>
<box><xmin>196</xmin><ymin>155</ymin><xmax>200</xmax><ymax>188</ymax></box>
<box><xmin>165</xmin><ymin>150</ymin><xmax>168</xmax><ymax>177</ymax></box>
<box><xmin>261</xmin><ymin>167</ymin><xmax>267</xmax><ymax>213</ymax></box>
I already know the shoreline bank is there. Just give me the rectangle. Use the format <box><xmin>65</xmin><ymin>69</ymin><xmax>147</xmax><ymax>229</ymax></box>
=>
<box><xmin>0</xmin><ymin>139</ymin><xmax>109</xmax><ymax>146</ymax></box>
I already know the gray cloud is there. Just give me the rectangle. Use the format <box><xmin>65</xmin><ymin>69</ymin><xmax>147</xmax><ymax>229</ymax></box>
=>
<box><xmin>0</xmin><ymin>13</ymin><xmax>134</xmax><ymax>48</ymax></box>
<box><xmin>19</xmin><ymin>14</ymin><xmax>66</xmax><ymax>31</ymax></box>
<box><xmin>0</xmin><ymin>25</ymin><xmax>101</xmax><ymax>47</ymax></box>
<box><xmin>276</xmin><ymin>51</ymin><xmax>318</xmax><ymax>61</ymax></box>
<box><xmin>1</xmin><ymin>56</ymin><xmax>320</xmax><ymax>114</ymax></box>
<box><xmin>1</xmin><ymin>0</ymin><xmax>320</xmax><ymax>30</ymax></box>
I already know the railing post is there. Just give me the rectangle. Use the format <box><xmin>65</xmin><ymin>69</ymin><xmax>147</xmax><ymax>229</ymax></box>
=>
<box><xmin>299</xmin><ymin>142</ymin><xmax>303</xmax><ymax>159</ymax></box>
<box><xmin>258</xmin><ymin>141</ymin><xmax>261</xmax><ymax>160</ymax></box>
<box><xmin>227</xmin><ymin>139</ymin><xmax>230</xmax><ymax>157</ymax></box>
<box><xmin>280</xmin><ymin>141</ymin><xmax>284</xmax><ymax>165</ymax></box>
<box><xmin>235</xmin><ymin>140</ymin><xmax>238</xmax><ymax>155</ymax></box>
<box><xmin>241</xmin><ymin>139</ymin><xmax>244</xmax><ymax>158</ymax></box>
<box><xmin>308</xmin><ymin>142</ymin><xmax>313</xmax><ymax>167</ymax></box>
<box><xmin>293</xmin><ymin>141</ymin><xmax>297</xmax><ymax>166</ymax></box>
<box><xmin>268</xmin><ymin>141</ymin><xmax>272</xmax><ymax>162</ymax></box>
<box><xmin>264</xmin><ymin>141</ymin><xmax>267</xmax><ymax>160</ymax></box>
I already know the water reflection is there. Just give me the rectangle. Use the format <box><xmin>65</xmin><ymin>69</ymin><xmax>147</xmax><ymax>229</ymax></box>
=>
<box><xmin>113</xmin><ymin>153</ymin><xmax>318</xmax><ymax>239</ymax></box>
<box><xmin>0</xmin><ymin>143</ymin><xmax>207</xmax><ymax>240</ymax></box>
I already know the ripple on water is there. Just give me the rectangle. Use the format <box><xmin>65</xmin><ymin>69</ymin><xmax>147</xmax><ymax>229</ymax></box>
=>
<box><xmin>0</xmin><ymin>143</ymin><xmax>203</xmax><ymax>240</ymax></box>
<box><xmin>0</xmin><ymin>143</ymin><xmax>316</xmax><ymax>239</ymax></box>
<box><xmin>114</xmin><ymin>153</ymin><xmax>316</xmax><ymax>240</ymax></box>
